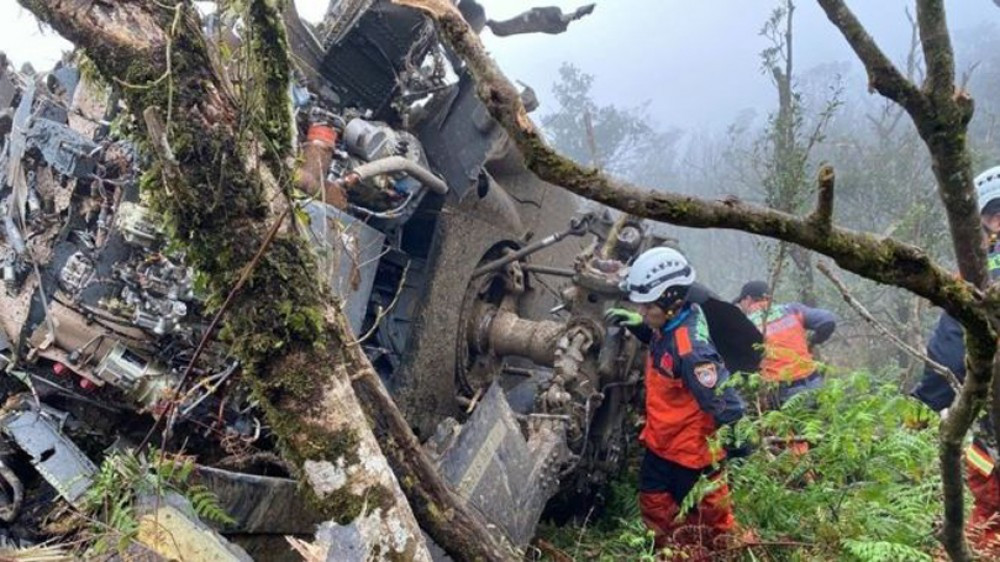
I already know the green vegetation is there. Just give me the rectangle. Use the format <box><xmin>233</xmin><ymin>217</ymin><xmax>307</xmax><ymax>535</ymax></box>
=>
<box><xmin>81</xmin><ymin>449</ymin><xmax>234</xmax><ymax>556</ymax></box>
<box><xmin>536</xmin><ymin>371</ymin><xmax>943</xmax><ymax>561</ymax></box>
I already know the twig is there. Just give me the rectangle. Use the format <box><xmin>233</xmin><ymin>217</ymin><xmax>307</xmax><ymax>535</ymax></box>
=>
<box><xmin>703</xmin><ymin>539</ymin><xmax>816</xmax><ymax>560</ymax></box>
<box><xmin>139</xmin><ymin>204</ymin><xmax>291</xmax><ymax>449</ymax></box>
<box><xmin>815</xmin><ymin>0</ymin><xmax>926</xmax><ymax>115</ymax></box>
<box><xmin>817</xmin><ymin>261</ymin><xmax>961</xmax><ymax>393</ymax></box>
<box><xmin>143</xmin><ymin>107</ymin><xmax>182</xmax><ymax>199</ymax></box>
<box><xmin>347</xmin><ymin>260</ymin><xmax>410</xmax><ymax>347</ymax></box>
<box><xmin>573</xmin><ymin>505</ymin><xmax>596</xmax><ymax>562</ymax></box>
<box><xmin>532</xmin><ymin>538</ymin><xmax>573</xmax><ymax>562</ymax></box>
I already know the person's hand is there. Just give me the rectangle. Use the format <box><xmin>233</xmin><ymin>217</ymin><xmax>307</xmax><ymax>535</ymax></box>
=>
<box><xmin>604</xmin><ymin>307</ymin><xmax>642</xmax><ymax>327</ymax></box>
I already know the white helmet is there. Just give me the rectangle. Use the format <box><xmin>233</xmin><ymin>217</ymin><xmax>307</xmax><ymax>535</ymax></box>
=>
<box><xmin>976</xmin><ymin>165</ymin><xmax>1000</xmax><ymax>213</ymax></box>
<box><xmin>623</xmin><ymin>247</ymin><xmax>696</xmax><ymax>304</ymax></box>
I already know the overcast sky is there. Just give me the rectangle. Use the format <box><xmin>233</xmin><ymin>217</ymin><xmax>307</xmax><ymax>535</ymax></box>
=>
<box><xmin>2</xmin><ymin>1</ymin><xmax>997</xmax><ymax>131</ymax></box>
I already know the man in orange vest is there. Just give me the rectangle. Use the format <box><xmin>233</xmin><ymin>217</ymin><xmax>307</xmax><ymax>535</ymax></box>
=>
<box><xmin>734</xmin><ymin>281</ymin><xmax>837</xmax><ymax>407</ymax></box>
<box><xmin>607</xmin><ymin>247</ymin><xmax>747</xmax><ymax>552</ymax></box>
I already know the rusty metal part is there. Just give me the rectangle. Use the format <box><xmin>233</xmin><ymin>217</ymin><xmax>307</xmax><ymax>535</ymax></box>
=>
<box><xmin>296</xmin><ymin>126</ymin><xmax>348</xmax><ymax>209</ymax></box>
<box><xmin>471</xmin><ymin>306</ymin><xmax>565</xmax><ymax>366</ymax></box>
<box><xmin>542</xmin><ymin>324</ymin><xmax>599</xmax><ymax>409</ymax></box>
<box><xmin>573</xmin><ymin>258</ymin><xmax>627</xmax><ymax>296</ymax></box>
<box><xmin>501</xmin><ymin>250</ymin><xmax>525</xmax><ymax>295</ymax></box>
<box><xmin>599</xmin><ymin>215</ymin><xmax>643</xmax><ymax>261</ymax></box>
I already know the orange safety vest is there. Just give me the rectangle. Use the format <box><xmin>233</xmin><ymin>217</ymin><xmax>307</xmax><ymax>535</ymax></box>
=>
<box><xmin>640</xmin><ymin>326</ymin><xmax>724</xmax><ymax>469</ymax></box>
<box><xmin>749</xmin><ymin>305</ymin><xmax>815</xmax><ymax>383</ymax></box>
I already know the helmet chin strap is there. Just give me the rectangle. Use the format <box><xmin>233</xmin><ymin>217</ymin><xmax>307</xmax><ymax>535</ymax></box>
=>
<box><xmin>661</xmin><ymin>305</ymin><xmax>692</xmax><ymax>334</ymax></box>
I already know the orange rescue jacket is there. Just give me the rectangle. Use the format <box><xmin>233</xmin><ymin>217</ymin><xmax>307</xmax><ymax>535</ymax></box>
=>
<box><xmin>748</xmin><ymin>303</ymin><xmax>836</xmax><ymax>383</ymax></box>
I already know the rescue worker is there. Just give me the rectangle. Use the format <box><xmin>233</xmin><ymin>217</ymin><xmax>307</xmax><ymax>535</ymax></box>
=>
<box><xmin>912</xmin><ymin>165</ymin><xmax>1000</xmax><ymax>553</ymax></box>
<box><xmin>734</xmin><ymin>281</ymin><xmax>837</xmax><ymax>407</ymax></box>
<box><xmin>606</xmin><ymin>247</ymin><xmax>746</xmax><ymax>552</ymax></box>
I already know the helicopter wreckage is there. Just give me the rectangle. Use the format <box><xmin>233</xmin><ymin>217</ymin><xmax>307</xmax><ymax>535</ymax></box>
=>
<box><xmin>0</xmin><ymin>1</ymin><xmax>759</xmax><ymax>559</ymax></box>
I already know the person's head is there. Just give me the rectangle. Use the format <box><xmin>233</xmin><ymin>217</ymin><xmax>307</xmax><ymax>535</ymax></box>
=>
<box><xmin>623</xmin><ymin>247</ymin><xmax>695</xmax><ymax>330</ymax></box>
<box><xmin>976</xmin><ymin>166</ymin><xmax>1000</xmax><ymax>237</ymax></box>
<box><xmin>734</xmin><ymin>280</ymin><xmax>771</xmax><ymax>313</ymax></box>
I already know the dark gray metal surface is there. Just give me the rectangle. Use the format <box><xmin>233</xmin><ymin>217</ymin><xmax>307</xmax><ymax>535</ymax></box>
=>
<box><xmin>436</xmin><ymin>383</ymin><xmax>567</xmax><ymax>547</ymax></box>
<box><xmin>3</xmin><ymin>409</ymin><xmax>96</xmax><ymax>505</ymax></box>
<box><xmin>416</xmin><ymin>74</ymin><xmax>504</xmax><ymax>199</ymax></box>
<box><xmin>25</xmin><ymin>118</ymin><xmax>98</xmax><ymax>178</ymax></box>
<box><xmin>303</xmin><ymin>201</ymin><xmax>386</xmax><ymax>336</ymax></box>
<box><xmin>195</xmin><ymin>466</ymin><xmax>322</xmax><ymax>535</ymax></box>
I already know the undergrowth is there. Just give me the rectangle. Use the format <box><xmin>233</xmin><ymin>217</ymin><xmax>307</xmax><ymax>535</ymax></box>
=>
<box><xmin>81</xmin><ymin>448</ymin><xmax>233</xmax><ymax>556</ymax></box>
<box><xmin>534</xmin><ymin>371</ymin><xmax>942</xmax><ymax>561</ymax></box>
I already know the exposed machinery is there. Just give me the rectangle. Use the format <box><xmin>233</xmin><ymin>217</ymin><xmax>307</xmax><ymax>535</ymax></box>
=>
<box><xmin>0</xmin><ymin>0</ymin><xmax>648</xmax><ymax>556</ymax></box>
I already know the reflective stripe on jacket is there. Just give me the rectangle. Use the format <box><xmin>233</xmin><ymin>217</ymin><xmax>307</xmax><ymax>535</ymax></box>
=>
<box><xmin>748</xmin><ymin>303</ymin><xmax>835</xmax><ymax>383</ymax></box>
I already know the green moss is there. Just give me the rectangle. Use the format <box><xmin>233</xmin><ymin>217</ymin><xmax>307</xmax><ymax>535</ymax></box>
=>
<box><xmin>315</xmin><ymin>486</ymin><xmax>366</xmax><ymax>524</ymax></box>
<box><xmin>425</xmin><ymin>501</ymin><xmax>447</xmax><ymax>525</ymax></box>
<box><xmin>246</xmin><ymin>0</ymin><xmax>295</xmax><ymax>163</ymax></box>
<box><xmin>253</xmin><ymin>372</ymin><xmax>361</xmax><ymax>466</ymax></box>
<box><xmin>300</xmin><ymin>481</ymin><xmax>397</xmax><ymax>525</ymax></box>
<box><xmin>365</xmin><ymin>482</ymin><xmax>396</xmax><ymax>515</ymax></box>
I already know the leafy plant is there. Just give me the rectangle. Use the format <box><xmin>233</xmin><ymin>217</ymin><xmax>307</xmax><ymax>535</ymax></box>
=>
<box><xmin>82</xmin><ymin>448</ymin><xmax>233</xmax><ymax>555</ymax></box>
<box><xmin>535</xmin><ymin>371</ymin><xmax>943</xmax><ymax>561</ymax></box>
<box><xmin>723</xmin><ymin>371</ymin><xmax>941</xmax><ymax>560</ymax></box>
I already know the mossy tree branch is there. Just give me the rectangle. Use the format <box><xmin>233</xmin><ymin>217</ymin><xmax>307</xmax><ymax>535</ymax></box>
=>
<box><xmin>395</xmin><ymin>1</ymin><xmax>996</xmax><ymax>559</ymax></box>
<box><xmin>809</xmin><ymin>163</ymin><xmax>835</xmax><ymax>232</ymax></box>
<box><xmin>915</xmin><ymin>0</ymin><xmax>956</xmax><ymax>104</ymax></box>
<box><xmin>246</xmin><ymin>0</ymin><xmax>296</xmax><ymax>166</ymax></box>
<box><xmin>817</xmin><ymin>0</ymin><xmax>984</xmax><ymax>291</ymax></box>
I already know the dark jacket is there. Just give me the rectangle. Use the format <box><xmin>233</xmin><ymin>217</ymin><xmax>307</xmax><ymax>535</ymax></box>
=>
<box><xmin>912</xmin><ymin>312</ymin><xmax>964</xmax><ymax>412</ymax></box>
<box><xmin>912</xmin><ymin>242</ymin><xmax>1000</xmax><ymax>411</ymax></box>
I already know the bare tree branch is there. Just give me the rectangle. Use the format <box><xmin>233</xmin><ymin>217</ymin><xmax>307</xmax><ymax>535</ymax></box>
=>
<box><xmin>817</xmin><ymin>0</ymin><xmax>984</xmax><ymax>291</ymax></box>
<box><xmin>815</xmin><ymin>0</ymin><xmax>926</xmax><ymax>115</ymax></box>
<box><xmin>916</xmin><ymin>0</ymin><xmax>956</xmax><ymax>103</ymax></box>
<box><xmin>817</xmin><ymin>261</ymin><xmax>960</xmax><ymax>392</ymax></box>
